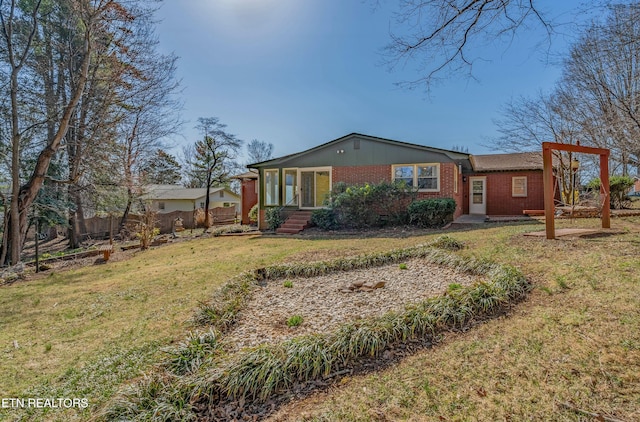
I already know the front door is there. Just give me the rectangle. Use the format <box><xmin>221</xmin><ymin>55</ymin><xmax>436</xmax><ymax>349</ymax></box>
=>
<box><xmin>469</xmin><ymin>177</ymin><xmax>487</xmax><ymax>214</ymax></box>
<box><xmin>299</xmin><ymin>168</ymin><xmax>331</xmax><ymax>208</ymax></box>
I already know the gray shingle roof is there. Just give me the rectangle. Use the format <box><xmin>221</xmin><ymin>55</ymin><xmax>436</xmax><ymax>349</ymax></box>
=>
<box><xmin>470</xmin><ymin>152</ymin><xmax>544</xmax><ymax>172</ymax></box>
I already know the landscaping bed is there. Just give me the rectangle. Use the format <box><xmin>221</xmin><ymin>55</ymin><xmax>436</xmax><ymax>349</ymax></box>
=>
<box><xmin>101</xmin><ymin>236</ymin><xmax>530</xmax><ymax>421</ymax></box>
<box><xmin>225</xmin><ymin>259</ymin><xmax>481</xmax><ymax>350</ymax></box>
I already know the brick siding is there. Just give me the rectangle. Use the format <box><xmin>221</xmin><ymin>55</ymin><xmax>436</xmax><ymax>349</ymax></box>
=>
<box><xmin>462</xmin><ymin>171</ymin><xmax>544</xmax><ymax>216</ymax></box>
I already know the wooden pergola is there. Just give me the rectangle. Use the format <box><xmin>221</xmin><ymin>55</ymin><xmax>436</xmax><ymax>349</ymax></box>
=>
<box><xmin>542</xmin><ymin>142</ymin><xmax>611</xmax><ymax>240</ymax></box>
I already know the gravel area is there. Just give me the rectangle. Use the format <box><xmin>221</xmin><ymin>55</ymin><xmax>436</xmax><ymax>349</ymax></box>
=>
<box><xmin>224</xmin><ymin>258</ymin><xmax>483</xmax><ymax>350</ymax></box>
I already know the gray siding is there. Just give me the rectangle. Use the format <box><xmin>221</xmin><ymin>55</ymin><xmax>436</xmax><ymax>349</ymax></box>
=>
<box><xmin>269</xmin><ymin>135</ymin><xmax>459</xmax><ymax>168</ymax></box>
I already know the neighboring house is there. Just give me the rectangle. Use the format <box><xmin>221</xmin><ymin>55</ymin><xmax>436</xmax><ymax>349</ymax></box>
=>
<box><xmin>233</xmin><ymin>170</ymin><xmax>259</xmax><ymax>224</ymax></box>
<box><xmin>247</xmin><ymin>133</ymin><xmax>548</xmax><ymax>230</ymax></box>
<box><xmin>141</xmin><ymin>184</ymin><xmax>241</xmax><ymax>213</ymax></box>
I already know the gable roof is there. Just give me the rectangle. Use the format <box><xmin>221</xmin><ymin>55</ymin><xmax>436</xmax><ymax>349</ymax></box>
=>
<box><xmin>470</xmin><ymin>152</ymin><xmax>544</xmax><ymax>172</ymax></box>
<box><xmin>141</xmin><ymin>185</ymin><xmax>239</xmax><ymax>201</ymax></box>
<box><xmin>248</xmin><ymin>133</ymin><xmax>470</xmax><ymax>168</ymax></box>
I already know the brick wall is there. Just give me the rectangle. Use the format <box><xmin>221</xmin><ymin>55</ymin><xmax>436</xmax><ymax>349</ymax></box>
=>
<box><xmin>462</xmin><ymin>171</ymin><xmax>544</xmax><ymax>216</ymax></box>
<box><xmin>333</xmin><ymin>162</ymin><xmax>464</xmax><ymax>218</ymax></box>
<box><xmin>332</xmin><ymin>165</ymin><xmax>391</xmax><ymax>185</ymax></box>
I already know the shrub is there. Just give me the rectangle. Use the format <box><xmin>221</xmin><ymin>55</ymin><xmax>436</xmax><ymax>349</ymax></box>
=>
<box><xmin>283</xmin><ymin>280</ymin><xmax>293</xmax><ymax>288</ymax></box>
<box><xmin>408</xmin><ymin>198</ymin><xmax>456</xmax><ymax>227</ymax></box>
<box><xmin>587</xmin><ymin>175</ymin><xmax>635</xmax><ymax>209</ymax></box>
<box><xmin>311</xmin><ymin>208</ymin><xmax>339</xmax><ymax>230</ymax></box>
<box><xmin>248</xmin><ymin>204</ymin><xmax>258</xmax><ymax>223</ymax></box>
<box><xmin>265</xmin><ymin>207</ymin><xmax>284</xmax><ymax>231</ymax></box>
<box><xmin>331</xmin><ymin>181</ymin><xmax>416</xmax><ymax>228</ymax></box>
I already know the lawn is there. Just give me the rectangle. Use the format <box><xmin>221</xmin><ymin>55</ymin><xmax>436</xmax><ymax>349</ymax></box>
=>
<box><xmin>1</xmin><ymin>217</ymin><xmax>639</xmax><ymax>421</ymax></box>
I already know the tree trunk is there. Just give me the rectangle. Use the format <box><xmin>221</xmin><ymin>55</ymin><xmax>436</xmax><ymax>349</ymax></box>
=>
<box><xmin>204</xmin><ymin>171</ymin><xmax>212</xmax><ymax>228</ymax></box>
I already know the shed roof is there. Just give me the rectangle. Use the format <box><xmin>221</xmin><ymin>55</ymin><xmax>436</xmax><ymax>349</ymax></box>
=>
<box><xmin>470</xmin><ymin>152</ymin><xmax>544</xmax><ymax>172</ymax></box>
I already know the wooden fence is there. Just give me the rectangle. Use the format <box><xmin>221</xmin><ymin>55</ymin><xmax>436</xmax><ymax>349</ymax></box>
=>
<box><xmin>80</xmin><ymin>207</ymin><xmax>237</xmax><ymax>239</ymax></box>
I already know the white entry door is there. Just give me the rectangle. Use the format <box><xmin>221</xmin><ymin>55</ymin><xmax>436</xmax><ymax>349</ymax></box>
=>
<box><xmin>469</xmin><ymin>177</ymin><xmax>487</xmax><ymax>214</ymax></box>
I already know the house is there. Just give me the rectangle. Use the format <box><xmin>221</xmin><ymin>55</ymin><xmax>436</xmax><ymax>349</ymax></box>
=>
<box><xmin>141</xmin><ymin>184</ymin><xmax>241</xmax><ymax>214</ymax></box>
<box><xmin>248</xmin><ymin>133</ymin><xmax>547</xmax><ymax>230</ymax></box>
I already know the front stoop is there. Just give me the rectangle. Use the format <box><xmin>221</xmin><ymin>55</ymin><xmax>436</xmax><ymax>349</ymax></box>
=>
<box><xmin>276</xmin><ymin>210</ymin><xmax>313</xmax><ymax>234</ymax></box>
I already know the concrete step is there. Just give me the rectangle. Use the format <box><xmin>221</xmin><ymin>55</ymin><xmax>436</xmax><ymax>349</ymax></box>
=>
<box><xmin>280</xmin><ymin>224</ymin><xmax>309</xmax><ymax>231</ymax></box>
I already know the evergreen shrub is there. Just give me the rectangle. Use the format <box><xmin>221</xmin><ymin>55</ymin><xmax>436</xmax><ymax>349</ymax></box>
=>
<box><xmin>407</xmin><ymin>198</ymin><xmax>456</xmax><ymax>227</ymax></box>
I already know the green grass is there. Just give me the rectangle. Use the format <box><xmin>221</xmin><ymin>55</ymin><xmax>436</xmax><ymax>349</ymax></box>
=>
<box><xmin>2</xmin><ymin>217</ymin><xmax>639</xmax><ymax>421</ymax></box>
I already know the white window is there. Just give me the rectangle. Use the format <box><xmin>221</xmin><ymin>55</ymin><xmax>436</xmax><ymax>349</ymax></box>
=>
<box><xmin>512</xmin><ymin>176</ymin><xmax>527</xmax><ymax>197</ymax></box>
<box><xmin>264</xmin><ymin>169</ymin><xmax>279</xmax><ymax>205</ymax></box>
<box><xmin>454</xmin><ymin>168</ymin><xmax>458</xmax><ymax>194</ymax></box>
<box><xmin>392</xmin><ymin>164</ymin><xmax>440</xmax><ymax>192</ymax></box>
<box><xmin>158</xmin><ymin>201</ymin><xmax>165</xmax><ymax>210</ymax></box>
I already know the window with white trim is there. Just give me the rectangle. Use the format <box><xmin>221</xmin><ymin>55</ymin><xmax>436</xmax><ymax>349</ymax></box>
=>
<box><xmin>454</xmin><ymin>168</ymin><xmax>458</xmax><ymax>194</ymax></box>
<box><xmin>264</xmin><ymin>169</ymin><xmax>279</xmax><ymax>205</ymax></box>
<box><xmin>392</xmin><ymin>164</ymin><xmax>440</xmax><ymax>191</ymax></box>
<box><xmin>512</xmin><ymin>176</ymin><xmax>527</xmax><ymax>197</ymax></box>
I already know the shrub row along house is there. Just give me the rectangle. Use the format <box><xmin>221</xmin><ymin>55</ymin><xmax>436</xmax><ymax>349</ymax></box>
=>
<box><xmin>240</xmin><ymin>133</ymin><xmax>546</xmax><ymax>231</ymax></box>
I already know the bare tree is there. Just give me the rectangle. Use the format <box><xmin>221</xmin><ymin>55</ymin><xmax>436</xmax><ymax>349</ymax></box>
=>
<box><xmin>246</xmin><ymin>139</ymin><xmax>274</xmax><ymax>164</ymax></box>
<box><xmin>117</xmin><ymin>44</ymin><xmax>182</xmax><ymax>230</ymax></box>
<box><xmin>383</xmin><ymin>0</ymin><xmax>551</xmax><ymax>90</ymax></box>
<box><xmin>186</xmin><ymin>117</ymin><xmax>242</xmax><ymax>228</ymax></box>
<box><xmin>492</xmin><ymin>90</ymin><xmax>582</xmax><ymax>203</ymax></box>
<box><xmin>560</xmin><ymin>3</ymin><xmax>640</xmax><ymax>175</ymax></box>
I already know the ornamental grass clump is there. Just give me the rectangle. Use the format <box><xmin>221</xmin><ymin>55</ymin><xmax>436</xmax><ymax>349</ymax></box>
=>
<box><xmin>164</xmin><ymin>329</ymin><xmax>221</xmax><ymax>375</ymax></box>
<box><xmin>100</xmin><ymin>373</ymin><xmax>195</xmax><ymax>422</ymax></box>
<box><xmin>222</xmin><ymin>345</ymin><xmax>291</xmax><ymax>401</ymax></box>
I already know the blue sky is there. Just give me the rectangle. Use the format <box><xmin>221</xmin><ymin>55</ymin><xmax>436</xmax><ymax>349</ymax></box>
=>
<box><xmin>154</xmin><ymin>0</ymin><xmax>584</xmax><ymax>161</ymax></box>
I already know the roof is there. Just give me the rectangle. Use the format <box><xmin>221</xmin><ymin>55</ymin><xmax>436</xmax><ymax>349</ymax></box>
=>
<box><xmin>232</xmin><ymin>169</ymin><xmax>259</xmax><ymax>180</ymax></box>
<box><xmin>141</xmin><ymin>185</ymin><xmax>239</xmax><ymax>201</ymax></box>
<box><xmin>248</xmin><ymin>133</ymin><xmax>470</xmax><ymax>168</ymax></box>
<box><xmin>470</xmin><ymin>152</ymin><xmax>544</xmax><ymax>172</ymax></box>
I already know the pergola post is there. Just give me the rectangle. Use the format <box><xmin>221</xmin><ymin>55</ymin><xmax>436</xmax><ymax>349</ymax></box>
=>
<box><xmin>600</xmin><ymin>153</ymin><xmax>611</xmax><ymax>228</ymax></box>
<box><xmin>543</xmin><ymin>144</ymin><xmax>555</xmax><ymax>239</ymax></box>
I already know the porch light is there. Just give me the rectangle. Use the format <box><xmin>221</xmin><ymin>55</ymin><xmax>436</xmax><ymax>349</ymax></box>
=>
<box><xmin>571</xmin><ymin>158</ymin><xmax>579</xmax><ymax>173</ymax></box>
